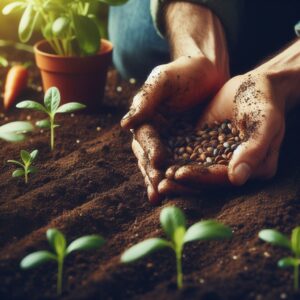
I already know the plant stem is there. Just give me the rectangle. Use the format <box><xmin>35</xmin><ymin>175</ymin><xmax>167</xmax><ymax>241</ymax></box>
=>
<box><xmin>176</xmin><ymin>251</ymin><xmax>183</xmax><ymax>289</ymax></box>
<box><xmin>50</xmin><ymin>116</ymin><xmax>55</xmax><ymax>151</ymax></box>
<box><xmin>294</xmin><ymin>264</ymin><xmax>299</xmax><ymax>291</ymax></box>
<box><xmin>24</xmin><ymin>168</ymin><xmax>28</xmax><ymax>184</ymax></box>
<box><xmin>57</xmin><ymin>258</ymin><xmax>63</xmax><ymax>295</ymax></box>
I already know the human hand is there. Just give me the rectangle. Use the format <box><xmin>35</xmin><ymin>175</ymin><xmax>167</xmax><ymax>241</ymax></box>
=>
<box><xmin>170</xmin><ymin>72</ymin><xmax>286</xmax><ymax>187</ymax></box>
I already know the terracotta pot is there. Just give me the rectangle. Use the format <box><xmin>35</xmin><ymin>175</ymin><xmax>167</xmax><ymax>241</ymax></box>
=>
<box><xmin>34</xmin><ymin>39</ymin><xmax>113</xmax><ymax>110</ymax></box>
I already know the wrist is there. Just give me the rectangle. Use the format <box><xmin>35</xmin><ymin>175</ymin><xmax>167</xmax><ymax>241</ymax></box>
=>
<box><xmin>165</xmin><ymin>2</ymin><xmax>229</xmax><ymax>80</ymax></box>
<box><xmin>255</xmin><ymin>40</ymin><xmax>300</xmax><ymax>111</ymax></box>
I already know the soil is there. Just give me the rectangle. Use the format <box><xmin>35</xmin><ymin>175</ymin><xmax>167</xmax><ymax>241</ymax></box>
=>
<box><xmin>0</xmin><ymin>46</ymin><xmax>300</xmax><ymax>300</ymax></box>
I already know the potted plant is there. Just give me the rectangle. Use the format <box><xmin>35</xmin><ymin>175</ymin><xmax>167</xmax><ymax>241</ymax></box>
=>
<box><xmin>2</xmin><ymin>0</ymin><xmax>128</xmax><ymax>110</ymax></box>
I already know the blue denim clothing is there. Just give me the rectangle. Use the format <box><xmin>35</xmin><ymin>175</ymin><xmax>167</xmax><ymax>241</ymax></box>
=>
<box><xmin>108</xmin><ymin>0</ymin><xmax>169</xmax><ymax>80</ymax></box>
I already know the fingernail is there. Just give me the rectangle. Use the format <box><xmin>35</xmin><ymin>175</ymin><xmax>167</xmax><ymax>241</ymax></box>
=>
<box><xmin>233</xmin><ymin>163</ymin><xmax>251</xmax><ymax>185</ymax></box>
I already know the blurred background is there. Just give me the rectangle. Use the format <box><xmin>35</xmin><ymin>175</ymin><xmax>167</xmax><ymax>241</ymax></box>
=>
<box><xmin>0</xmin><ymin>0</ymin><xmax>109</xmax><ymax>43</ymax></box>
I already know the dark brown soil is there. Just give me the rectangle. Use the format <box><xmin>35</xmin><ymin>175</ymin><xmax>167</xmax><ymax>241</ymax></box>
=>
<box><xmin>0</xmin><ymin>46</ymin><xmax>300</xmax><ymax>300</ymax></box>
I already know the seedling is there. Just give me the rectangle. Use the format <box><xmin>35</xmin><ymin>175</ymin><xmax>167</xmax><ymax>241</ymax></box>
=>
<box><xmin>20</xmin><ymin>228</ymin><xmax>104</xmax><ymax>295</ymax></box>
<box><xmin>3</xmin><ymin>0</ymin><xmax>128</xmax><ymax>56</ymax></box>
<box><xmin>121</xmin><ymin>206</ymin><xmax>232</xmax><ymax>289</ymax></box>
<box><xmin>0</xmin><ymin>121</ymin><xmax>33</xmax><ymax>142</ymax></box>
<box><xmin>8</xmin><ymin>149</ymin><xmax>38</xmax><ymax>184</ymax></box>
<box><xmin>259</xmin><ymin>227</ymin><xmax>300</xmax><ymax>290</ymax></box>
<box><xmin>17</xmin><ymin>87</ymin><xmax>86</xmax><ymax>150</ymax></box>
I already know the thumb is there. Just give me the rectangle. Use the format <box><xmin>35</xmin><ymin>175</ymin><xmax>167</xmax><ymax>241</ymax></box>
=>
<box><xmin>121</xmin><ymin>66</ymin><xmax>168</xmax><ymax>129</ymax></box>
<box><xmin>228</xmin><ymin>119</ymin><xmax>277</xmax><ymax>185</ymax></box>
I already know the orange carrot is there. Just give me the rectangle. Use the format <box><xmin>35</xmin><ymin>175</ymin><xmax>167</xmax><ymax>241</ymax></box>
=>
<box><xmin>4</xmin><ymin>65</ymin><xmax>28</xmax><ymax>110</ymax></box>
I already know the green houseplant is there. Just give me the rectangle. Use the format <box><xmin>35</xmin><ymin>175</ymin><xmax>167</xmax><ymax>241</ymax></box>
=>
<box><xmin>20</xmin><ymin>228</ymin><xmax>105</xmax><ymax>295</ymax></box>
<box><xmin>121</xmin><ymin>206</ymin><xmax>232</xmax><ymax>289</ymax></box>
<box><xmin>259</xmin><ymin>227</ymin><xmax>300</xmax><ymax>291</ymax></box>
<box><xmin>2</xmin><ymin>0</ymin><xmax>128</xmax><ymax>109</ymax></box>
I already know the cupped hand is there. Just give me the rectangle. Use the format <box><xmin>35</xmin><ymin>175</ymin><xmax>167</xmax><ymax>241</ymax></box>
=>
<box><xmin>122</xmin><ymin>55</ymin><xmax>228</xmax><ymax>204</ymax></box>
<box><xmin>171</xmin><ymin>72</ymin><xmax>286</xmax><ymax>187</ymax></box>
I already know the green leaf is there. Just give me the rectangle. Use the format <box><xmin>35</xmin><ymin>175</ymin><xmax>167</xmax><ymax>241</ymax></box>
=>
<box><xmin>292</xmin><ymin>227</ymin><xmax>300</xmax><ymax>257</ymax></box>
<box><xmin>20</xmin><ymin>251</ymin><xmax>57</xmax><ymax>269</ymax></box>
<box><xmin>36</xmin><ymin>119</ymin><xmax>51</xmax><ymax>128</ymax></box>
<box><xmin>56</xmin><ymin>102</ymin><xmax>86</xmax><ymax>113</ymax></box>
<box><xmin>2</xmin><ymin>2</ymin><xmax>25</xmax><ymax>15</ymax></box>
<box><xmin>0</xmin><ymin>56</ymin><xmax>8</xmax><ymax>67</ymax></box>
<box><xmin>28</xmin><ymin>166</ymin><xmax>38</xmax><ymax>174</ymax></box>
<box><xmin>0</xmin><ymin>121</ymin><xmax>33</xmax><ymax>134</ymax></box>
<box><xmin>18</xmin><ymin>5</ymin><xmax>39</xmax><ymax>43</ymax></box>
<box><xmin>66</xmin><ymin>235</ymin><xmax>105</xmax><ymax>254</ymax></box>
<box><xmin>21</xmin><ymin>150</ymin><xmax>31</xmax><ymax>164</ymax></box>
<box><xmin>160</xmin><ymin>206</ymin><xmax>186</xmax><ymax>240</ymax></box>
<box><xmin>46</xmin><ymin>229</ymin><xmax>66</xmax><ymax>258</ymax></box>
<box><xmin>259</xmin><ymin>229</ymin><xmax>291</xmax><ymax>249</ymax></box>
<box><xmin>17</xmin><ymin>100</ymin><xmax>47</xmax><ymax>113</ymax></box>
<box><xmin>97</xmin><ymin>0</ymin><xmax>129</xmax><ymax>6</ymax></box>
<box><xmin>73</xmin><ymin>14</ymin><xmax>100</xmax><ymax>55</ymax></box>
<box><xmin>44</xmin><ymin>87</ymin><xmax>61</xmax><ymax>112</ymax></box>
<box><xmin>52</xmin><ymin>17</ymin><xmax>70</xmax><ymax>38</ymax></box>
<box><xmin>7</xmin><ymin>160</ymin><xmax>24</xmax><ymax>168</ymax></box>
<box><xmin>278</xmin><ymin>257</ymin><xmax>299</xmax><ymax>268</ymax></box>
<box><xmin>121</xmin><ymin>238</ymin><xmax>171</xmax><ymax>263</ymax></box>
<box><xmin>184</xmin><ymin>220</ymin><xmax>232</xmax><ymax>243</ymax></box>
<box><xmin>12</xmin><ymin>169</ymin><xmax>25</xmax><ymax>177</ymax></box>
<box><xmin>0</xmin><ymin>132</ymin><xmax>25</xmax><ymax>142</ymax></box>
<box><xmin>42</xmin><ymin>23</ymin><xmax>53</xmax><ymax>40</ymax></box>
<box><xmin>30</xmin><ymin>150</ymin><xmax>38</xmax><ymax>162</ymax></box>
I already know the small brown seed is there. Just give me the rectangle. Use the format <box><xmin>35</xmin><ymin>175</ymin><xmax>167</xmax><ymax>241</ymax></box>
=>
<box><xmin>178</xmin><ymin>147</ymin><xmax>185</xmax><ymax>154</ymax></box>
<box><xmin>227</xmin><ymin>152</ymin><xmax>233</xmax><ymax>159</ymax></box>
<box><xmin>200</xmin><ymin>153</ymin><xmax>206</xmax><ymax>161</ymax></box>
<box><xmin>186</xmin><ymin>146</ymin><xmax>193</xmax><ymax>154</ymax></box>
<box><xmin>190</xmin><ymin>153</ymin><xmax>198</xmax><ymax>160</ymax></box>
<box><xmin>231</xmin><ymin>127</ymin><xmax>238</xmax><ymax>135</ymax></box>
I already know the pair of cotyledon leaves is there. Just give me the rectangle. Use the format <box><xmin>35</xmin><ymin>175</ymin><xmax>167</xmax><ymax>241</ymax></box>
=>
<box><xmin>121</xmin><ymin>206</ymin><xmax>232</xmax><ymax>263</ymax></box>
<box><xmin>259</xmin><ymin>227</ymin><xmax>300</xmax><ymax>268</ymax></box>
<box><xmin>21</xmin><ymin>229</ymin><xmax>104</xmax><ymax>269</ymax></box>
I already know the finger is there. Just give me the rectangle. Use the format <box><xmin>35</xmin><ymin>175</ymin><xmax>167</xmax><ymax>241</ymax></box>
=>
<box><xmin>228</xmin><ymin>116</ymin><xmax>280</xmax><ymax>186</ymax></box>
<box><xmin>158</xmin><ymin>179</ymin><xmax>201</xmax><ymax>196</ymax></box>
<box><xmin>174</xmin><ymin>164</ymin><xmax>230</xmax><ymax>185</ymax></box>
<box><xmin>135</xmin><ymin>124</ymin><xmax>168</xmax><ymax>168</ymax></box>
<box><xmin>121</xmin><ymin>66</ymin><xmax>168</xmax><ymax>129</ymax></box>
<box><xmin>132</xmin><ymin>140</ymin><xmax>163</xmax><ymax>204</ymax></box>
<box><xmin>138</xmin><ymin>160</ymin><xmax>162</xmax><ymax>205</ymax></box>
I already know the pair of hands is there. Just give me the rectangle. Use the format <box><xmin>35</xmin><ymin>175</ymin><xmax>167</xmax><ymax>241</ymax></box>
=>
<box><xmin>121</xmin><ymin>54</ymin><xmax>286</xmax><ymax>204</ymax></box>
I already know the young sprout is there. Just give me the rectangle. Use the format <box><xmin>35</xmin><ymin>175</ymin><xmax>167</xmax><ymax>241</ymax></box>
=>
<box><xmin>16</xmin><ymin>87</ymin><xmax>86</xmax><ymax>150</ymax></box>
<box><xmin>121</xmin><ymin>206</ymin><xmax>232</xmax><ymax>289</ymax></box>
<box><xmin>20</xmin><ymin>228</ymin><xmax>104</xmax><ymax>295</ymax></box>
<box><xmin>8</xmin><ymin>149</ymin><xmax>38</xmax><ymax>184</ymax></box>
<box><xmin>259</xmin><ymin>227</ymin><xmax>300</xmax><ymax>291</ymax></box>
<box><xmin>0</xmin><ymin>121</ymin><xmax>33</xmax><ymax>142</ymax></box>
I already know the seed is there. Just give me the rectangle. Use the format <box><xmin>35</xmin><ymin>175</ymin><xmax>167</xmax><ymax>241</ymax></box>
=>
<box><xmin>213</xmin><ymin>149</ymin><xmax>218</xmax><ymax>156</ymax></box>
<box><xmin>190</xmin><ymin>153</ymin><xmax>198</xmax><ymax>160</ymax></box>
<box><xmin>206</xmin><ymin>157</ymin><xmax>212</xmax><ymax>163</ymax></box>
<box><xmin>186</xmin><ymin>146</ymin><xmax>193</xmax><ymax>154</ymax></box>
<box><xmin>200</xmin><ymin>153</ymin><xmax>206</xmax><ymax>161</ymax></box>
<box><xmin>178</xmin><ymin>147</ymin><xmax>185</xmax><ymax>154</ymax></box>
<box><xmin>209</xmin><ymin>130</ymin><xmax>218</xmax><ymax>137</ymax></box>
<box><xmin>223</xmin><ymin>142</ymin><xmax>230</xmax><ymax>148</ymax></box>
<box><xmin>218</xmin><ymin>134</ymin><xmax>225</xmax><ymax>142</ymax></box>
<box><xmin>231</xmin><ymin>127</ymin><xmax>238</xmax><ymax>135</ymax></box>
<box><xmin>206</xmin><ymin>147</ymin><xmax>213</xmax><ymax>154</ymax></box>
<box><xmin>182</xmin><ymin>153</ymin><xmax>189</xmax><ymax>160</ymax></box>
<box><xmin>227</xmin><ymin>152</ymin><xmax>233</xmax><ymax>159</ymax></box>
<box><xmin>231</xmin><ymin>144</ymin><xmax>237</xmax><ymax>150</ymax></box>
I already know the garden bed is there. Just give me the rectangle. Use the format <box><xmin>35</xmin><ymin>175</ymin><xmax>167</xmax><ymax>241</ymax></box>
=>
<box><xmin>0</xmin><ymin>47</ymin><xmax>300</xmax><ymax>300</ymax></box>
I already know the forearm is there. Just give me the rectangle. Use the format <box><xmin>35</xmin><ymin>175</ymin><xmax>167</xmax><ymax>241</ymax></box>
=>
<box><xmin>164</xmin><ymin>2</ymin><xmax>229</xmax><ymax>78</ymax></box>
<box><xmin>256</xmin><ymin>39</ymin><xmax>300</xmax><ymax>111</ymax></box>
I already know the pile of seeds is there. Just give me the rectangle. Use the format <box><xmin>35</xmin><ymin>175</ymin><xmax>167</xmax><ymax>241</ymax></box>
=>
<box><xmin>166</xmin><ymin>120</ymin><xmax>245</xmax><ymax>167</ymax></box>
